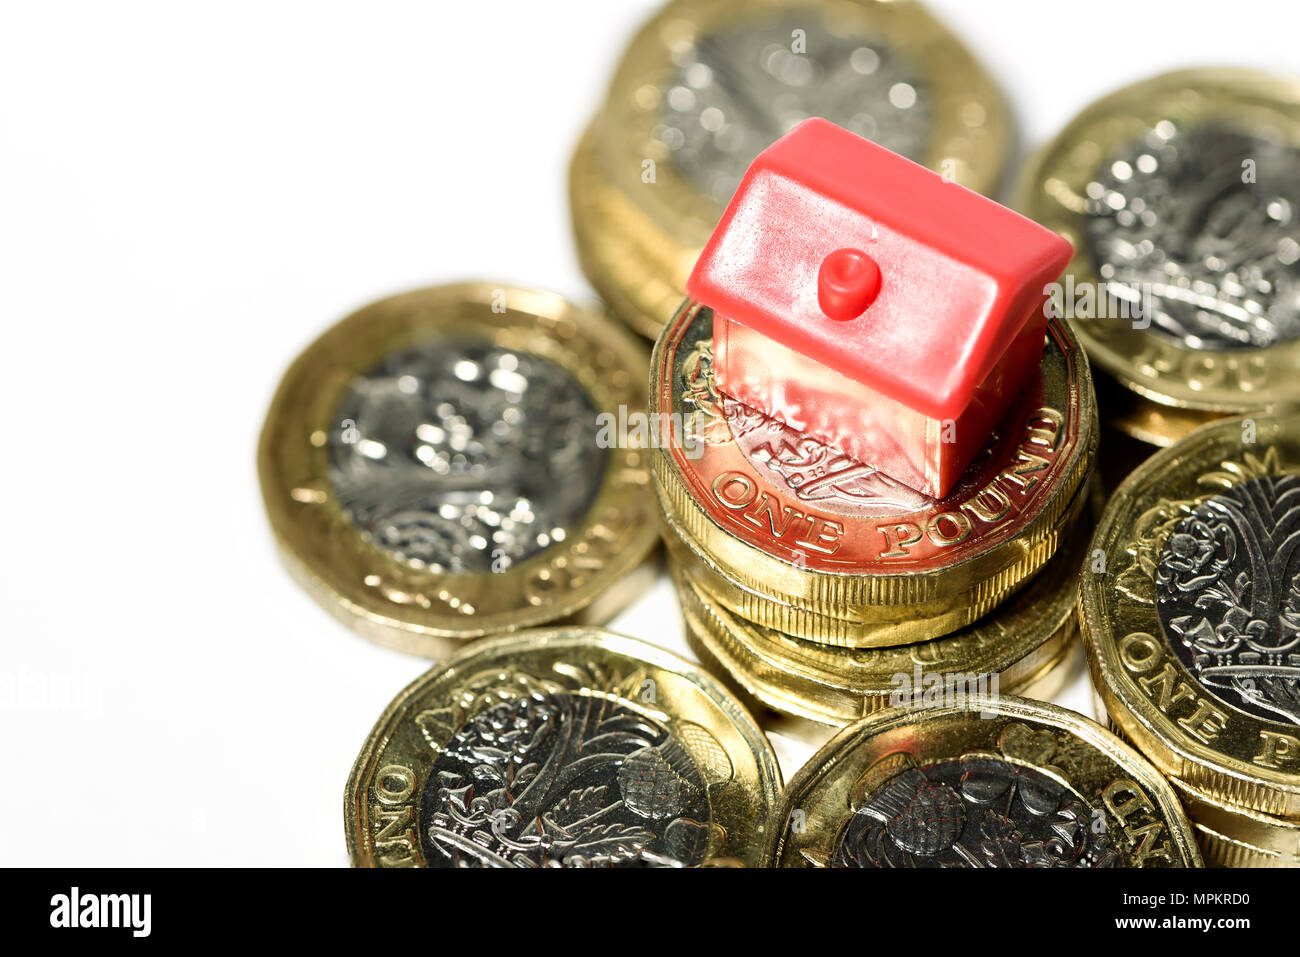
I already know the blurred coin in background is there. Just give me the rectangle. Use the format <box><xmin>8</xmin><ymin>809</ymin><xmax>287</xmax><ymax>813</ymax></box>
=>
<box><xmin>572</xmin><ymin>0</ymin><xmax>1011</xmax><ymax>338</ymax></box>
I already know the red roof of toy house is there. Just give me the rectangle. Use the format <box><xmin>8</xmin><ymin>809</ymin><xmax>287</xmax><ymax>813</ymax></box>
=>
<box><xmin>686</xmin><ymin>118</ymin><xmax>1073</xmax><ymax>422</ymax></box>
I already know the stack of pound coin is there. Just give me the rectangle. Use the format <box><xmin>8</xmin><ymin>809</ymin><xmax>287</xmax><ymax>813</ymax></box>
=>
<box><xmin>1016</xmin><ymin>68</ymin><xmax>1300</xmax><ymax>468</ymax></box>
<box><xmin>570</xmin><ymin>0</ymin><xmax>1011</xmax><ymax>339</ymax></box>
<box><xmin>650</xmin><ymin>296</ymin><xmax>1099</xmax><ymax>724</ymax></box>
<box><xmin>765</xmin><ymin>696</ymin><xmax>1201</xmax><ymax>867</ymax></box>
<box><xmin>1081</xmin><ymin>413</ymin><xmax>1300</xmax><ymax>866</ymax></box>
<box><xmin>675</xmin><ymin>484</ymin><xmax>1093</xmax><ymax>727</ymax></box>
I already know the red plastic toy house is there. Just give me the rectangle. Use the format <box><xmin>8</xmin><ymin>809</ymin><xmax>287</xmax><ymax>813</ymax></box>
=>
<box><xmin>686</xmin><ymin>118</ymin><xmax>1073</xmax><ymax>499</ymax></box>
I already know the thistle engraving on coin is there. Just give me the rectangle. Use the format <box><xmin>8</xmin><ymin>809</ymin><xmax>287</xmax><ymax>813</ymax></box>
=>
<box><xmin>1084</xmin><ymin>123</ymin><xmax>1300</xmax><ymax>350</ymax></box>
<box><xmin>328</xmin><ymin>341</ymin><xmax>605</xmax><ymax>572</ymax></box>
<box><xmin>418</xmin><ymin>691</ymin><xmax>714</xmax><ymax>868</ymax></box>
<box><xmin>659</xmin><ymin>16</ymin><xmax>930</xmax><ymax>205</ymax></box>
<box><xmin>1154</xmin><ymin>471</ymin><xmax>1300</xmax><ymax>724</ymax></box>
<box><xmin>835</xmin><ymin>748</ymin><xmax>1117</xmax><ymax>868</ymax></box>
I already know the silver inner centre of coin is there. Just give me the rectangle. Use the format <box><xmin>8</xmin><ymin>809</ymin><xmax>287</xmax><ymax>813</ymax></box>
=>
<box><xmin>419</xmin><ymin>692</ymin><xmax>711</xmax><ymax>868</ymax></box>
<box><xmin>328</xmin><ymin>341</ymin><xmax>605</xmax><ymax>573</ymax></box>
<box><xmin>835</xmin><ymin>754</ymin><xmax>1116</xmax><ymax>868</ymax></box>
<box><xmin>1084</xmin><ymin>123</ymin><xmax>1300</xmax><ymax>350</ymax></box>
<box><xmin>1155</xmin><ymin>473</ymin><xmax>1300</xmax><ymax>725</ymax></box>
<box><xmin>657</xmin><ymin>15</ymin><xmax>931</xmax><ymax>205</ymax></box>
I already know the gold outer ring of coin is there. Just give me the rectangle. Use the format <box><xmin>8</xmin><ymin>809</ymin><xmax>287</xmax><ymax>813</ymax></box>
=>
<box><xmin>1094</xmin><ymin>371</ymin><xmax>1229</xmax><ymax>450</ymax></box>
<box><xmin>1173</xmin><ymin>778</ymin><xmax>1300</xmax><ymax>868</ymax></box>
<box><xmin>1015</xmin><ymin>68</ymin><xmax>1300</xmax><ymax>441</ymax></box>
<box><xmin>674</xmin><ymin>556</ymin><xmax>1074</xmax><ymax>727</ymax></box>
<box><xmin>650</xmin><ymin>301</ymin><xmax>1097</xmax><ymax>644</ymax></box>
<box><xmin>571</xmin><ymin>0</ymin><xmax>1011</xmax><ymax>339</ymax></box>
<box><xmin>1080</xmin><ymin>412</ymin><xmax>1300</xmax><ymax>818</ymax></box>
<box><xmin>673</xmin><ymin>479</ymin><xmax>1099</xmax><ymax>724</ymax></box>
<box><xmin>258</xmin><ymin>283</ymin><xmax>660</xmax><ymax>656</ymax></box>
<box><xmin>344</xmin><ymin>627</ymin><xmax>783</xmax><ymax>867</ymax></box>
<box><xmin>764</xmin><ymin>695</ymin><xmax>1203</xmax><ymax>867</ymax></box>
<box><xmin>1092</xmin><ymin>691</ymin><xmax>1300</xmax><ymax>866</ymax></box>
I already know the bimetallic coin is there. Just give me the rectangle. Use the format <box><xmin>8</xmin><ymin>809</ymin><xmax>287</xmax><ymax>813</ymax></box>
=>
<box><xmin>650</xmin><ymin>300</ymin><xmax>1097</xmax><ymax>646</ymax></box>
<box><xmin>766</xmin><ymin>696</ymin><xmax>1201</xmax><ymax>867</ymax></box>
<box><xmin>345</xmin><ymin>628</ymin><xmax>782</xmax><ymax>867</ymax></box>
<box><xmin>1081</xmin><ymin>414</ymin><xmax>1300</xmax><ymax>817</ymax></box>
<box><xmin>1017</xmin><ymin>69</ymin><xmax>1300</xmax><ymax>443</ymax></box>
<box><xmin>259</xmin><ymin>284</ymin><xmax>658</xmax><ymax>656</ymax></box>
<box><xmin>673</xmin><ymin>484</ymin><xmax>1096</xmax><ymax>724</ymax></box>
<box><xmin>571</xmin><ymin>0</ymin><xmax>1010</xmax><ymax>338</ymax></box>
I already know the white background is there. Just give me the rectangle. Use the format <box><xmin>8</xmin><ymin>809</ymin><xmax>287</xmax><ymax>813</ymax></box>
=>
<box><xmin>2</xmin><ymin>1</ymin><xmax>1296</xmax><ymax>866</ymax></box>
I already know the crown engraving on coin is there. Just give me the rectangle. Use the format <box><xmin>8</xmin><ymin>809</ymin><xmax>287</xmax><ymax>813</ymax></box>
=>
<box><xmin>1154</xmin><ymin>471</ymin><xmax>1300</xmax><ymax>724</ymax></box>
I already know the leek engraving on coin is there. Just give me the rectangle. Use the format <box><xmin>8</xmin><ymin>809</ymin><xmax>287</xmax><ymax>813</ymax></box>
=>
<box><xmin>1084</xmin><ymin>124</ymin><xmax>1300</xmax><ymax>350</ymax></box>
<box><xmin>836</xmin><ymin>752</ymin><xmax>1118</xmax><ymax>868</ymax></box>
<box><xmin>660</xmin><ymin>16</ymin><xmax>930</xmax><ymax>205</ymax></box>
<box><xmin>418</xmin><ymin>692</ymin><xmax>712</xmax><ymax>867</ymax></box>
<box><xmin>1155</xmin><ymin>473</ymin><xmax>1300</xmax><ymax>724</ymax></box>
<box><xmin>329</xmin><ymin>342</ymin><xmax>604</xmax><ymax>572</ymax></box>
